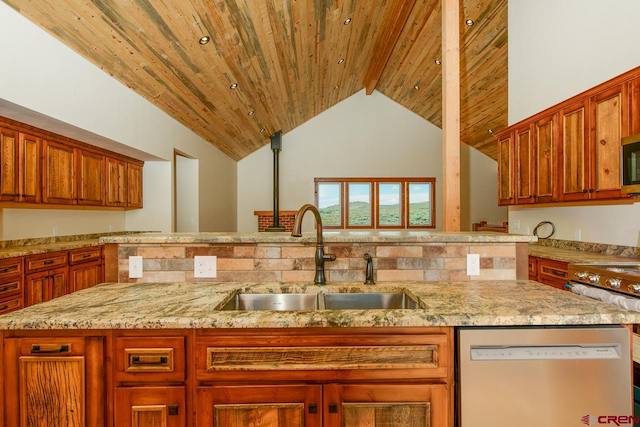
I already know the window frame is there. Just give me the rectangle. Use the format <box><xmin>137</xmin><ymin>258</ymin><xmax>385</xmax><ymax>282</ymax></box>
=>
<box><xmin>313</xmin><ymin>177</ymin><xmax>436</xmax><ymax>230</ymax></box>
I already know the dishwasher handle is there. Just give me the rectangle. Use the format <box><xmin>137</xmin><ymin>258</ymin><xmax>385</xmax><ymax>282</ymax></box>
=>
<box><xmin>470</xmin><ymin>345</ymin><xmax>620</xmax><ymax>361</ymax></box>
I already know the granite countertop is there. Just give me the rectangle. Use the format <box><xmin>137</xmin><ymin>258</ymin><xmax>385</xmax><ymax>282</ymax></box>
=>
<box><xmin>100</xmin><ymin>231</ymin><xmax>537</xmax><ymax>245</ymax></box>
<box><xmin>529</xmin><ymin>245</ymin><xmax>640</xmax><ymax>265</ymax></box>
<box><xmin>0</xmin><ymin>239</ymin><xmax>103</xmax><ymax>260</ymax></box>
<box><xmin>1</xmin><ymin>280</ymin><xmax>638</xmax><ymax>330</ymax></box>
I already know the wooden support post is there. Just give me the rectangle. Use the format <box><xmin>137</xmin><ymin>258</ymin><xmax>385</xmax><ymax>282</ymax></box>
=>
<box><xmin>442</xmin><ymin>0</ymin><xmax>461</xmax><ymax>231</ymax></box>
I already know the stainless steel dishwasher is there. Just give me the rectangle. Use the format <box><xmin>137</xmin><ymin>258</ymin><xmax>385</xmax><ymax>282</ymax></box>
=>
<box><xmin>458</xmin><ymin>326</ymin><xmax>632</xmax><ymax>426</ymax></box>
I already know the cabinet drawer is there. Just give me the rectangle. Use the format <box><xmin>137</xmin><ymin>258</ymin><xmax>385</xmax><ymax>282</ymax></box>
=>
<box><xmin>537</xmin><ymin>259</ymin><xmax>569</xmax><ymax>284</ymax></box>
<box><xmin>25</xmin><ymin>251</ymin><xmax>68</xmax><ymax>273</ymax></box>
<box><xmin>0</xmin><ymin>257</ymin><xmax>24</xmax><ymax>279</ymax></box>
<box><xmin>197</xmin><ymin>333</ymin><xmax>449</xmax><ymax>381</ymax></box>
<box><xmin>0</xmin><ymin>295</ymin><xmax>23</xmax><ymax>315</ymax></box>
<box><xmin>0</xmin><ymin>276</ymin><xmax>23</xmax><ymax>299</ymax></box>
<box><xmin>115</xmin><ymin>337</ymin><xmax>185</xmax><ymax>382</ymax></box>
<box><xmin>17</xmin><ymin>337</ymin><xmax>85</xmax><ymax>356</ymax></box>
<box><xmin>69</xmin><ymin>246</ymin><xmax>102</xmax><ymax>265</ymax></box>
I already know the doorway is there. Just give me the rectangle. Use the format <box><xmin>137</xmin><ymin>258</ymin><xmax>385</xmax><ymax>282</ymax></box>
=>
<box><xmin>174</xmin><ymin>150</ymin><xmax>199</xmax><ymax>232</ymax></box>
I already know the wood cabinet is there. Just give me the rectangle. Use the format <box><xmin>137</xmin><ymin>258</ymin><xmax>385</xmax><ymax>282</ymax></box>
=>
<box><xmin>77</xmin><ymin>150</ymin><xmax>105</xmax><ymax>206</ymax></box>
<box><xmin>2</xmin><ymin>336</ymin><xmax>105</xmax><ymax>427</ymax></box>
<box><xmin>528</xmin><ymin>256</ymin><xmax>538</xmax><ymax>280</ymax></box>
<box><xmin>26</xmin><ymin>267</ymin><xmax>68</xmax><ymax>306</ymax></box>
<box><xmin>197</xmin><ymin>384</ymin><xmax>322</xmax><ymax>427</ymax></box>
<box><xmin>127</xmin><ymin>163</ymin><xmax>143</xmax><ymax>208</ymax></box>
<box><xmin>43</xmin><ymin>140</ymin><xmax>77</xmax><ymax>204</ymax></box>
<box><xmin>497</xmin><ymin>66</ymin><xmax>640</xmax><ymax>206</ymax></box>
<box><xmin>324</xmin><ymin>383</ymin><xmax>448</xmax><ymax>427</ymax></box>
<box><xmin>515</xmin><ymin>124</ymin><xmax>535</xmax><ymax>204</ymax></box>
<box><xmin>116</xmin><ymin>386</ymin><xmax>186</xmax><ymax>427</ymax></box>
<box><xmin>0</xmin><ymin>116</ymin><xmax>143</xmax><ymax>210</ymax></box>
<box><xmin>106</xmin><ymin>157</ymin><xmax>127</xmax><ymax>207</ymax></box>
<box><xmin>497</xmin><ymin>132</ymin><xmax>514</xmax><ymax>205</ymax></box>
<box><xmin>69</xmin><ymin>261</ymin><xmax>101</xmax><ymax>293</ymax></box>
<box><xmin>0</xmin><ymin>127</ymin><xmax>19</xmax><ymax>202</ymax></box>
<box><xmin>529</xmin><ymin>256</ymin><xmax>569</xmax><ymax>291</ymax></box>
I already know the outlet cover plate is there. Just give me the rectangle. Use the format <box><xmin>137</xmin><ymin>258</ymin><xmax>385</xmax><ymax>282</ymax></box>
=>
<box><xmin>195</xmin><ymin>256</ymin><xmax>217</xmax><ymax>278</ymax></box>
<box><xmin>467</xmin><ymin>254</ymin><xmax>480</xmax><ymax>276</ymax></box>
<box><xmin>129</xmin><ymin>256</ymin><xmax>143</xmax><ymax>279</ymax></box>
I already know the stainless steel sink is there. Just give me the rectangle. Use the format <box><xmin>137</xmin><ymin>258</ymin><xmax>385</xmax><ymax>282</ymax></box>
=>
<box><xmin>220</xmin><ymin>293</ymin><xmax>320</xmax><ymax>311</ymax></box>
<box><xmin>323</xmin><ymin>292</ymin><xmax>418</xmax><ymax>310</ymax></box>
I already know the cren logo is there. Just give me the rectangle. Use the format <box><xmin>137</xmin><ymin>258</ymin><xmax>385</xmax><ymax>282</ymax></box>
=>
<box><xmin>582</xmin><ymin>415</ymin><xmax>597</xmax><ymax>425</ymax></box>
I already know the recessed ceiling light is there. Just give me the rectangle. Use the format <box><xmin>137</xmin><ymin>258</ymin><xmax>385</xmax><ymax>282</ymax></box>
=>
<box><xmin>230</xmin><ymin>83</ymin><xmax>238</xmax><ymax>89</ymax></box>
<box><xmin>248</xmin><ymin>110</ymin><xmax>255</xmax><ymax>116</ymax></box>
<box><xmin>435</xmin><ymin>59</ymin><xmax>441</xmax><ymax>65</ymax></box>
<box><xmin>465</xmin><ymin>19</ymin><xmax>475</xmax><ymax>26</ymax></box>
<box><xmin>414</xmin><ymin>85</ymin><xmax>420</xmax><ymax>90</ymax></box>
<box><xmin>199</xmin><ymin>35</ymin><xmax>210</xmax><ymax>45</ymax></box>
<box><xmin>488</xmin><ymin>129</ymin><xmax>494</xmax><ymax>134</ymax></box>
<box><xmin>344</xmin><ymin>18</ymin><xmax>352</xmax><ymax>25</ymax></box>
<box><xmin>334</xmin><ymin>85</ymin><xmax>339</xmax><ymax>89</ymax></box>
<box><xmin>338</xmin><ymin>59</ymin><xmax>344</xmax><ymax>64</ymax></box>
<box><xmin>260</xmin><ymin>128</ymin><xmax>265</xmax><ymax>133</ymax></box>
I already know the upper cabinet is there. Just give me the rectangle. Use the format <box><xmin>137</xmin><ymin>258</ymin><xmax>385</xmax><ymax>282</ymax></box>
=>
<box><xmin>497</xmin><ymin>66</ymin><xmax>639</xmax><ymax>206</ymax></box>
<box><xmin>0</xmin><ymin>116</ymin><xmax>143</xmax><ymax>210</ymax></box>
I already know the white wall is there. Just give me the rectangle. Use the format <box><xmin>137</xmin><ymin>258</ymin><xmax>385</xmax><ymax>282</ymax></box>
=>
<box><xmin>508</xmin><ymin>0</ymin><xmax>640</xmax><ymax>247</ymax></box>
<box><xmin>0</xmin><ymin>2</ymin><xmax>237</xmax><ymax>239</ymax></box>
<box><xmin>176</xmin><ymin>155</ymin><xmax>200</xmax><ymax>232</ymax></box>
<box><xmin>237</xmin><ymin>90</ymin><xmax>506</xmax><ymax>232</ymax></box>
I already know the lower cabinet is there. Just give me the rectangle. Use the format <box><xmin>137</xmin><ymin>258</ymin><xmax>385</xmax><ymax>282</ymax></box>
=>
<box><xmin>2</xmin><ymin>336</ymin><xmax>105</xmax><ymax>427</ymax></box>
<box><xmin>115</xmin><ymin>386</ymin><xmax>186</xmax><ymax>427</ymax></box>
<box><xmin>197</xmin><ymin>384</ymin><xmax>322</xmax><ymax>427</ymax></box>
<box><xmin>69</xmin><ymin>261</ymin><xmax>102</xmax><ymax>292</ymax></box>
<box><xmin>529</xmin><ymin>256</ymin><xmax>569</xmax><ymax>290</ymax></box>
<box><xmin>25</xmin><ymin>266</ymin><xmax>68</xmax><ymax>306</ymax></box>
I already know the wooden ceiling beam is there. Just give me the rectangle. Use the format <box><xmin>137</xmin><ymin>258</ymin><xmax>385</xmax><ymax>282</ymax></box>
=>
<box><xmin>363</xmin><ymin>0</ymin><xmax>418</xmax><ymax>95</ymax></box>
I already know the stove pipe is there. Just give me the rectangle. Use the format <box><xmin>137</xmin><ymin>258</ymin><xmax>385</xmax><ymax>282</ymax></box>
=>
<box><xmin>265</xmin><ymin>131</ymin><xmax>286</xmax><ymax>232</ymax></box>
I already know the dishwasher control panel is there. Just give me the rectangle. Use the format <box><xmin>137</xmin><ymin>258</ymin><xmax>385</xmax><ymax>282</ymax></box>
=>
<box><xmin>470</xmin><ymin>345</ymin><xmax>620</xmax><ymax>361</ymax></box>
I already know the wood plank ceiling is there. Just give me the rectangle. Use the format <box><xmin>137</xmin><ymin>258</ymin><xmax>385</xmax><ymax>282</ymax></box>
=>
<box><xmin>3</xmin><ymin>0</ymin><xmax>507</xmax><ymax>161</ymax></box>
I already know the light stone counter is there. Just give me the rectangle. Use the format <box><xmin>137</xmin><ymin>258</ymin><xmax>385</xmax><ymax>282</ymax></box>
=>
<box><xmin>100</xmin><ymin>231</ymin><xmax>537</xmax><ymax>245</ymax></box>
<box><xmin>1</xmin><ymin>280</ymin><xmax>638</xmax><ymax>330</ymax></box>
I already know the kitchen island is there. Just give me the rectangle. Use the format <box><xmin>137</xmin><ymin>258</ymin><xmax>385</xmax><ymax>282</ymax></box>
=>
<box><xmin>1</xmin><ymin>280</ymin><xmax>638</xmax><ymax>427</ymax></box>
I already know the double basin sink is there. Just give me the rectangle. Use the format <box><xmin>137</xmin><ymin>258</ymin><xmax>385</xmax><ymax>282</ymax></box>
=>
<box><xmin>220</xmin><ymin>292</ymin><xmax>419</xmax><ymax>311</ymax></box>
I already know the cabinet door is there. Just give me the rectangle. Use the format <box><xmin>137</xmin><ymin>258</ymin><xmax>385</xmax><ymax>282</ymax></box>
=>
<box><xmin>127</xmin><ymin>163</ymin><xmax>143</xmax><ymax>208</ymax></box>
<box><xmin>25</xmin><ymin>271</ymin><xmax>48</xmax><ymax>306</ymax></box>
<box><xmin>106</xmin><ymin>157</ymin><xmax>127</xmax><ymax>207</ymax></box>
<box><xmin>0</xmin><ymin>127</ymin><xmax>20</xmax><ymax>201</ymax></box>
<box><xmin>534</xmin><ymin>114</ymin><xmax>558</xmax><ymax>203</ymax></box>
<box><xmin>629</xmin><ymin>77</ymin><xmax>640</xmax><ymax>136</ymax></box>
<box><xmin>77</xmin><ymin>150</ymin><xmax>104</xmax><ymax>206</ymax></box>
<box><xmin>590</xmin><ymin>85</ymin><xmax>629</xmax><ymax>199</ymax></box>
<box><xmin>528</xmin><ymin>256</ymin><xmax>538</xmax><ymax>280</ymax></box>
<box><xmin>20</xmin><ymin>356</ymin><xmax>85</xmax><ymax>426</ymax></box>
<box><xmin>43</xmin><ymin>140</ymin><xmax>77</xmax><ymax>204</ymax></box>
<box><xmin>19</xmin><ymin>133</ymin><xmax>42</xmax><ymax>203</ymax></box>
<box><xmin>49</xmin><ymin>266</ymin><xmax>68</xmax><ymax>300</ymax></box>
<box><xmin>515</xmin><ymin>124</ymin><xmax>535</xmax><ymax>204</ymax></box>
<box><xmin>559</xmin><ymin>100</ymin><xmax>590</xmax><ymax>201</ymax></box>
<box><xmin>497</xmin><ymin>132</ymin><xmax>515</xmax><ymax>205</ymax></box>
<box><xmin>197</xmin><ymin>385</ymin><xmax>322</xmax><ymax>427</ymax></box>
<box><xmin>70</xmin><ymin>261</ymin><xmax>101</xmax><ymax>293</ymax></box>
<box><xmin>324</xmin><ymin>383</ymin><xmax>448</xmax><ymax>427</ymax></box>
<box><xmin>115</xmin><ymin>386</ymin><xmax>185</xmax><ymax>427</ymax></box>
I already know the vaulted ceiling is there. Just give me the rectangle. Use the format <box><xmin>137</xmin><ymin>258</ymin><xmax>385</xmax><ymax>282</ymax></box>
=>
<box><xmin>3</xmin><ymin>0</ymin><xmax>507</xmax><ymax>160</ymax></box>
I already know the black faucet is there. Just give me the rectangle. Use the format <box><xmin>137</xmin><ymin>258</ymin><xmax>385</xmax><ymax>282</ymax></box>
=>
<box><xmin>363</xmin><ymin>253</ymin><xmax>375</xmax><ymax>284</ymax></box>
<box><xmin>291</xmin><ymin>204</ymin><xmax>336</xmax><ymax>285</ymax></box>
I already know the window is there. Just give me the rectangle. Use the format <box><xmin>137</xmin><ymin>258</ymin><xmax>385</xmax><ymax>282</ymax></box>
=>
<box><xmin>315</xmin><ymin>178</ymin><xmax>435</xmax><ymax>229</ymax></box>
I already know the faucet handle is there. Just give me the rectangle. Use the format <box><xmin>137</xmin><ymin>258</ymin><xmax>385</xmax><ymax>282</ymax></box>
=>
<box><xmin>324</xmin><ymin>254</ymin><xmax>336</xmax><ymax>262</ymax></box>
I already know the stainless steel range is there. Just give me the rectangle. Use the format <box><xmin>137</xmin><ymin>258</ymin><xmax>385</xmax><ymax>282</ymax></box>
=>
<box><xmin>568</xmin><ymin>262</ymin><xmax>640</xmax><ymax>298</ymax></box>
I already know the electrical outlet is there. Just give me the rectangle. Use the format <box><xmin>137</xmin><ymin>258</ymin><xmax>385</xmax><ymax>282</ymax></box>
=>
<box><xmin>194</xmin><ymin>256</ymin><xmax>217</xmax><ymax>278</ymax></box>
<box><xmin>513</xmin><ymin>220</ymin><xmax>520</xmax><ymax>230</ymax></box>
<box><xmin>129</xmin><ymin>256</ymin><xmax>143</xmax><ymax>279</ymax></box>
<box><xmin>109</xmin><ymin>224</ymin><xmax>113</xmax><ymax>232</ymax></box>
<box><xmin>53</xmin><ymin>227</ymin><xmax>58</xmax><ymax>237</ymax></box>
<box><xmin>575</xmin><ymin>229</ymin><xmax>582</xmax><ymax>242</ymax></box>
<box><xmin>467</xmin><ymin>254</ymin><xmax>480</xmax><ymax>276</ymax></box>
<box><xmin>189</xmin><ymin>218</ymin><xmax>194</xmax><ymax>224</ymax></box>
<box><xmin>524</xmin><ymin>226</ymin><xmax>530</xmax><ymax>235</ymax></box>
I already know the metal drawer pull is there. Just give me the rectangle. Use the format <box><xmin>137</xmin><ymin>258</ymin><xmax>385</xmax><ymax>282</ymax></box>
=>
<box><xmin>0</xmin><ymin>285</ymin><xmax>16</xmax><ymax>293</ymax></box>
<box><xmin>43</xmin><ymin>260</ymin><xmax>55</xmax><ymax>265</ymax></box>
<box><xmin>131</xmin><ymin>355</ymin><xmax>168</xmax><ymax>365</ymax></box>
<box><xmin>168</xmin><ymin>405</ymin><xmax>179</xmax><ymax>416</ymax></box>
<box><xmin>31</xmin><ymin>344</ymin><xmax>70</xmax><ymax>354</ymax></box>
<box><xmin>0</xmin><ymin>305</ymin><xmax>8</xmax><ymax>311</ymax></box>
<box><xmin>308</xmin><ymin>404</ymin><xmax>318</xmax><ymax>414</ymax></box>
<box><xmin>328</xmin><ymin>403</ymin><xmax>338</xmax><ymax>414</ymax></box>
<box><xmin>81</xmin><ymin>253</ymin><xmax>94</xmax><ymax>258</ymax></box>
<box><xmin>0</xmin><ymin>267</ymin><xmax>12</xmax><ymax>273</ymax></box>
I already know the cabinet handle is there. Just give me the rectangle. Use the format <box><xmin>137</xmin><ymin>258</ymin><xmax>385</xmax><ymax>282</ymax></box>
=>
<box><xmin>0</xmin><ymin>305</ymin><xmax>8</xmax><ymax>311</ymax></box>
<box><xmin>0</xmin><ymin>267</ymin><xmax>11</xmax><ymax>273</ymax></box>
<box><xmin>0</xmin><ymin>285</ymin><xmax>15</xmax><ymax>293</ymax></box>
<box><xmin>308</xmin><ymin>404</ymin><xmax>318</xmax><ymax>414</ymax></box>
<box><xmin>168</xmin><ymin>405</ymin><xmax>179</xmax><ymax>416</ymax></box>
<box><xmin>131</xmin><ymin>355</ymin><xmax>168</xmax><ymax>365</ymax></box>
<box><xmin>82</xmin><ymin>253</ymin><xmax>93</xmax><ymax>258</ymax></box>
<box><xmin>21</xmin><ymin>194</ymin><xmax>26</xmax><ymax>197</ymax></box>
<box><xmin>590</xmin><ymin>189</ymin><xmax>595</xmax><ymax>193</ymax></box>
<box><xmin>31</xmin><ymin>344</ymin><xmax>70</xmax><ymax>354</ymax></box>
<box><xmin>582</xmin><ymin>189</ymin><xmax>588</xmax><ymax>193</ymax></box>
<box><xmin>43</xmin><ymin>260</ymin><xmax>55</xmax><ymax>265</ymax></box>
<box><xmin>328</xmin><ymin>403</ymin><xmax>338</xmax><ymax>414</ymax></box>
